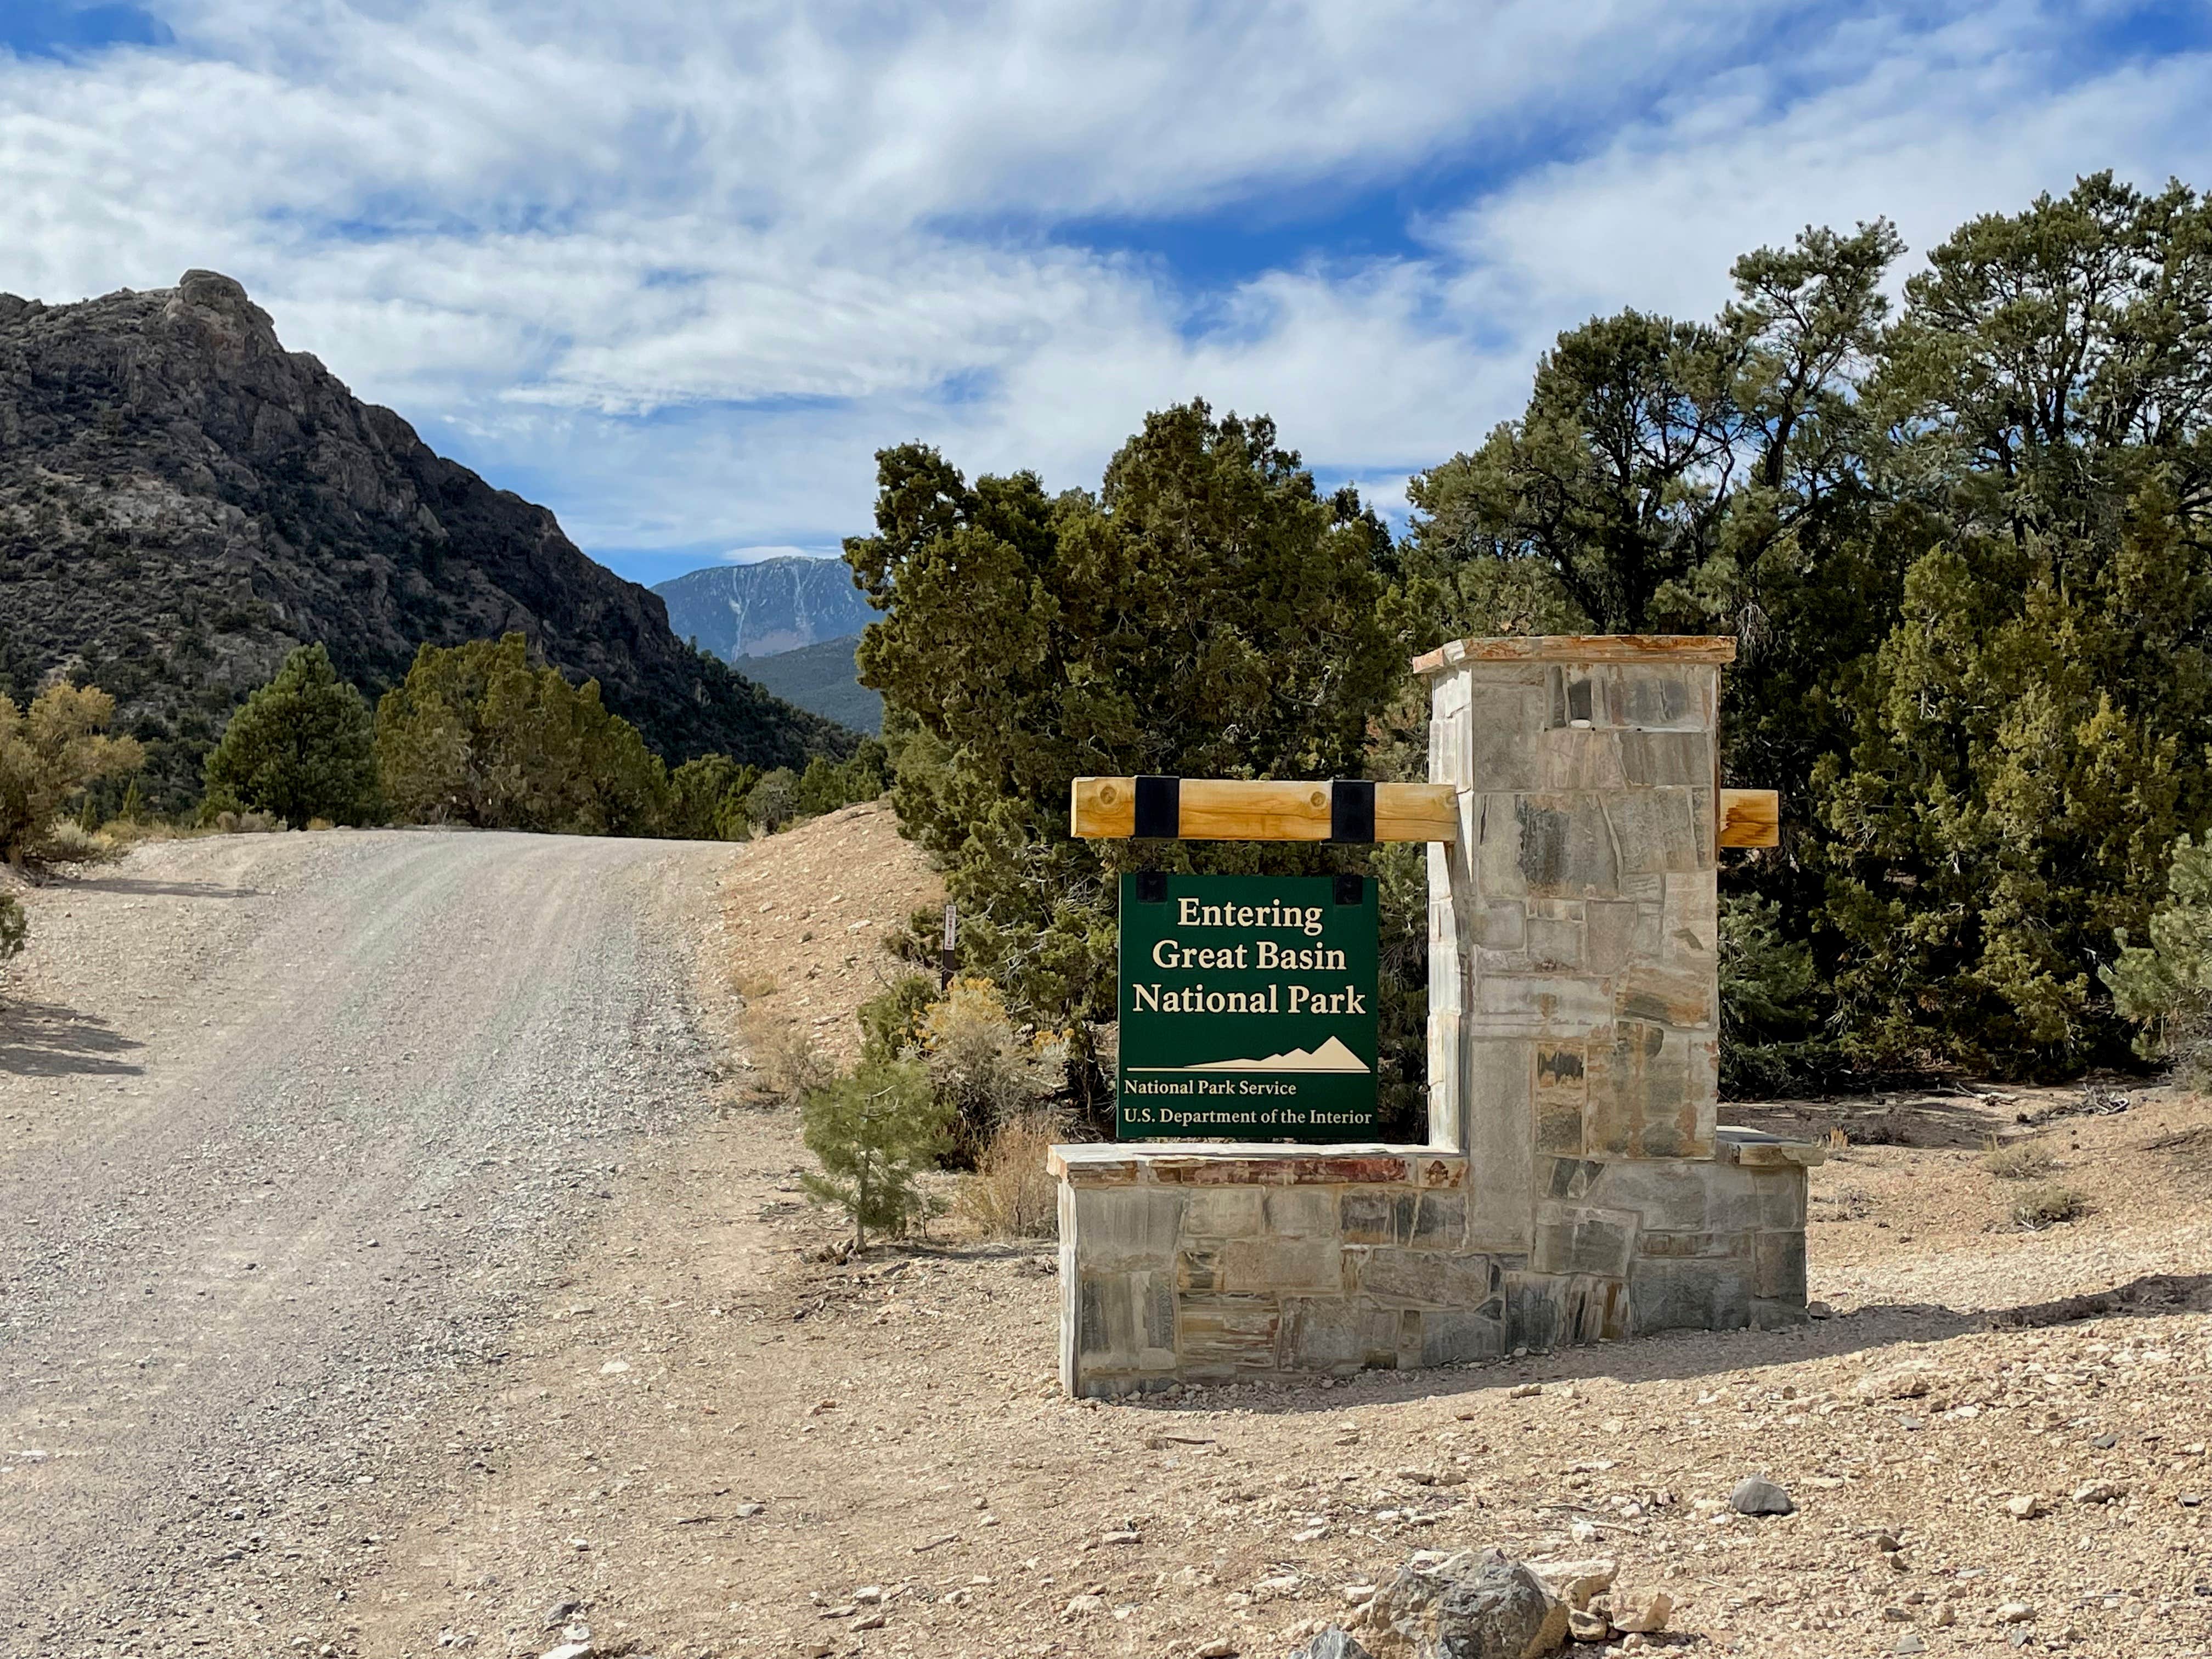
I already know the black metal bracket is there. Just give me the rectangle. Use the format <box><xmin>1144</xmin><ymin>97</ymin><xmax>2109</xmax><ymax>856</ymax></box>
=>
<box><xmin>1334</xmin><ymin>872</ymin><xmax>1365</xmax><ymax>907</ymax></box>
<box><xmin>1133</xmin><ymin>775</ymin><xmax>1180</xmax><ymax>839</ymax></box>
<box><xmin>1330</xmin><ymin>777</ymin><xmax>1375</xmax><ymax>844</ymax></box>
<box><xmin>1135</xmin><ymin>870</ymin><xmax>1169</xmax><ymax>904</ymax></box>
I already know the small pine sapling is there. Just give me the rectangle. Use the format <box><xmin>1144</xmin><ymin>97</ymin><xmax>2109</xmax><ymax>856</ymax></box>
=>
<box><xmin>799</xmin><ymin>1059</ymin><xmax>954</xmax><ymax>1249</ymax></box>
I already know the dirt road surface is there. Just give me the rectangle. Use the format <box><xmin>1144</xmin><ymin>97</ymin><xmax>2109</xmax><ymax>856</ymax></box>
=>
<box><xmin>0</xmin><ymin>829</ymin><xmax>737</xmax><ymax>1656</ymax></box>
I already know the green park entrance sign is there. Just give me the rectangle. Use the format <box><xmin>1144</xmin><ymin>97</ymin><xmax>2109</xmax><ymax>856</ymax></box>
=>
<box><xmin>1116</xmin><ymin>873</ymin><xmax>1379</xmax><ymax>1141</ymax></box>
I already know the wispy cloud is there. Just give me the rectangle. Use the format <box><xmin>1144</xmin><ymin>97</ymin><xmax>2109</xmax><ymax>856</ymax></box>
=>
<box><xmin>3</xmin><ymin>1</ymin><xmax>2208</xmax><ymax>581</ymax></box>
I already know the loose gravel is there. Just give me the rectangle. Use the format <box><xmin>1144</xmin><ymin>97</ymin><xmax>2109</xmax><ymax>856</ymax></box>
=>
<box><xmin>0</xmin><ymin>828</ymin><xmax>737</xmax><ymax>1656</ymax></box>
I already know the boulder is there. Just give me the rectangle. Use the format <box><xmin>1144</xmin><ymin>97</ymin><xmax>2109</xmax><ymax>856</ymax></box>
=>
<box><xmin>1430</xmin><ymin>1558</ymin><xmax>1571</xmax><ymax>1659</ymax></box>
<box><xmin>1364</xmin><ymin>1549</ymin><xmax>1567</xmax><ymax>1658</ymax></box>
<box><xmin>1290</xmin><ymin>1633</ymin><xmax>1375</xmax><ymax>1659</ymax></box>
<box><xmin>1853</xmin><ymin>1362</ymin><xmax>1938</xmax><ymax>1400</ymax></box>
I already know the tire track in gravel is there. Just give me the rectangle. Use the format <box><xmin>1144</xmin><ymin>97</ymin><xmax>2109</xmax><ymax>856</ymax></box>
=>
<box><xmin>0</xmin><ymin>829</ymin><xmax>739</xmax><ymax>1656</ymax></box>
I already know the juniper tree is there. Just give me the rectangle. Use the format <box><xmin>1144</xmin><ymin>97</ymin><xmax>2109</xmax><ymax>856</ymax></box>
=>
<box><xmin>846</xmin><ymin>403</ymin><xmax>1401</xmax><ymax>1114</ymax></box>
<box><xmin>202</xmin><ymin>643</ymin><xmax>380</xmax><ymax>826</ymax></box>
<box><xmin>1819</xmin><ymin>175</ymin><xmax>2212</xmax><ymax>1073</ymax></box>
<box><xmin>374</xmin><ymin>634</ymin><xmax>671</xmax><ymax>835</ymax></box>
<box><xmin>2101</xmin><ymin>834</ymin><xmax>2212</xmax><ymax>1084</ymax></box>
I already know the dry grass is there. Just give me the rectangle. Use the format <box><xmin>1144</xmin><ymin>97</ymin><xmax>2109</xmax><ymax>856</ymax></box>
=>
<box><xmin>757</xmin><ymin>1019</ymin><xmax>833</xmax><ymax>1101</ymax></box>
<box><xmin>2011</xmin><ymin>1180</ymin><xmax>2089</xmax><ymax>1228</ymax></box>
<box><xmin>1983</xmin><ymin>1136</ymin><xmax>2058</xmax><ymax>1180</ymax></box>
<box><xmin>955</xmin><ymin>1110</ymin><xmax>1065</xmax><ymax>1240</ymax></box>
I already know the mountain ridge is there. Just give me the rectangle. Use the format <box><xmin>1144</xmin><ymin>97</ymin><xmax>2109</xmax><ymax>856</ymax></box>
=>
<box><xmin>0</xmin><ymin>270</ymin><xmax>849</xmax><ymax>807</ymax></box>
<box><xmin>653</xmin><ymin>556</ymin><xmax>877</xmax><ymax>659</ymax></box>
<box><xmin>737</xmin><ymin>633</ymin><xmax>882</xmax><ymax>734</ymax></box>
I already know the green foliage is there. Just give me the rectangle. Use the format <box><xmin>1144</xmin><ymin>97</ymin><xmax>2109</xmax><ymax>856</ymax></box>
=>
<box><xmin>795</xmin><ymin>737</ymin><xmax>889</xmax><ymax>818</ymax></box>
<box><xmin>0</xmin><ymin>682</ymin><xmax>145</xmax><ymax>864</ymax></box>
<box><xmin>858</xmin><ymin>972</ymin><xmax>937</xmax><ymax>1065</ymax></box>
<box><xmin>745</xmin><ymin>766</ymin><xmax>800</xmax><ymax>832</ymax></box>
<box><xmin>201</xmin><ymin>643</ymin><xmax>380</xmax><ymax>826</ymax></box>
<box><xmin>0</xmin><ymin>890</ymin><xmax>25</xmax><ymax>963</ymax></box>
<box><xmin>2011</xmin><ymin>1181</ymin><xmax>2088</xmax><ymax>1228</ymax></box>
<box><xmin>798</xmin><ymin>1058</ymin><xmax>955</xmax><ymax>1248</ymax></box>
<box><xmin>1983</xmin><ymin>1137</ymin><xmax>2057</xmax><ymax>1180</ymax></box>
<box><xmin>373</xmin><ymin>634</ymin><xmax>671</xmax><ymax>835</ymax></box>
<box><xmin>848</xmin><ymin>401</ymin><xmax>1403</xmax><ymax>1118</ymax></box>
<box><xmin>1818</xmin><ymin>176</ymin><xmax>2212</xmax><ymax>1075</ymax></box>
<box><xmin>1409</xmin><ymin>176</ymin><xmax>2212</xmax><ymax>1086</ymax></box>
<box><xmin>913</xmin><ymin>977</ymin><xmax>1066</xmax><ymax>1161</ymax></box>
<box><xmin>668</xmin><ymin>753</ymin><xmax>759</xmax><ymax>842</ymax></box>
<box><xmin>1718</xmin><ymin>893</ymin><xmax>1832</xmax><ymax>1095</ymax></box>
<box><xmin>2101</xmin><ymin>833</ymin><xmax>2212</xmax><ymax>1085</ymax></box>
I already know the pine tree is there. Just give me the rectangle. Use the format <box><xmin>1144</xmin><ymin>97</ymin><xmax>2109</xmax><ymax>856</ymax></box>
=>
<box><xmin>798</xmin><ymin>1059</ymin><xmax>953</xmax><ymax>1248</ymax></box>
<box><xmin>1817</xmin><ymin>176</ymin><xmax>2212</xmax><ymax>1074</ymax></box>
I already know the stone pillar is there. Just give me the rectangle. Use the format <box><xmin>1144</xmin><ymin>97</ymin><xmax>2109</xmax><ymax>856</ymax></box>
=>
<box><xmin>1417</xmin><ymin>635</ymin><xmax>1730</xmax><ymax>1247</ymax></box>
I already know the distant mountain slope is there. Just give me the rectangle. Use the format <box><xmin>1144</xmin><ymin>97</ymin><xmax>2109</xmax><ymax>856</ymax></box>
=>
<box><xmin>0</xmin><ymin>270</ymin><xmax>850</xmax><ymax>808</ymax></box>
<box><xmin>740</xmin><ymin>634</ymin><xmax>881</xmax><ymax>734</ymax></box>
<box><xmin>654</xmin><ymin>557</ymin><xmax>876</xmax><ymax>658</ymax></box>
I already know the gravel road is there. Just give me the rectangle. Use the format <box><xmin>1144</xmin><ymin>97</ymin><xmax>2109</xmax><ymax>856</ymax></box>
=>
<box><xmin>0</xmin><ymin>828</ymin><xmax>738</xmax><ymax>1656</ymax></box>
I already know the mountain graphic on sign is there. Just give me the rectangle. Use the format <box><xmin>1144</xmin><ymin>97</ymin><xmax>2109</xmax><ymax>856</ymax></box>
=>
<box><xmin>1130</xmin><ymin>1036</ymin><xmax>1369</xmax><ymax>1075</ymax></box>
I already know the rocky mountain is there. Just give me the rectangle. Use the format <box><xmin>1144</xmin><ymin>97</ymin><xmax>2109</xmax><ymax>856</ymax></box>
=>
<box><xmin>653</xmin><ymin>556</ymin><xmax>876</xmax><ymax>659</ymax></box>
<box><xmin>0</xmin><ymin>270</ymin><xmax>850</xmax><ymax>809</ymax></box>
<box><xmin>740</xmin><ymin>633</ymin><xmax>881</xmax><ymax>733</ymax></box>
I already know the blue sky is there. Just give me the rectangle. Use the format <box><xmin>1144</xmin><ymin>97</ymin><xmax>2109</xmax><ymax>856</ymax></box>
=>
<box><xmin>5</xmin><ymin>2</ymin><xmax>2212</xmax><ymax>589</ymax></box>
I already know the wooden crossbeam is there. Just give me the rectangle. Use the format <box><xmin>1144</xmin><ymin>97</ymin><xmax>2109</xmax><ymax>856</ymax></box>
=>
<box><xmin>1072</xmin><ymin>776</ymin><xmax>1784</xmax><ymax>849</ymax></box>
<box><xmin>1718</xmin><ymin>788</ymin><xmax>1780</xmax><ymax>849</ymax></box>
<box><xmin>1071</xmin><ymin>777</ymin><xmax>1458</xmax><ymax>843</ymax></box>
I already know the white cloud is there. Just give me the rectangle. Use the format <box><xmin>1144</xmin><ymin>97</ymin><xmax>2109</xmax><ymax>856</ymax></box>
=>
<box><xmin>2</xmin><ymin>1</ymin><xmax>2208</xmax><ymax>569</ymax></box>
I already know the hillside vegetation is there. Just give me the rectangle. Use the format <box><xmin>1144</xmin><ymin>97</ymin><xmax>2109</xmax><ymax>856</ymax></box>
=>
<box><xmin>738</xmin><ymin>633</ymin><xmax>882</xmax><ymax>733</ymax></box>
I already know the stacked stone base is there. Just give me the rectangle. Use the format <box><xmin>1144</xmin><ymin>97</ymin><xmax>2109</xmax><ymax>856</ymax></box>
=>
<box><xmin>1052</xmin><ymin>1131</ymin><xmax>1819</xmax><ymax>1399</ymax></box>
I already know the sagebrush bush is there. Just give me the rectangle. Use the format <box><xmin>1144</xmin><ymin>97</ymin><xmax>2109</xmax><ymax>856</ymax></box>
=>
<box><xmin>757</xmin><ymin>1019</ymin><xmax>832</xmax><ymax>1102</ymax></box>
<box><xmin>916</xmin><ymin>978</ymin><xmax>1065</xmax><ymax>1161</ymax></box>
<box><xmin>1982</xmin><ymin>1138</ymin><xmax>2057</xmax><ymax>1180</ymax></box>
<box><xmin>0</xmin><ymin>891</ymin><xmax>26</xmax><ymax>963</ymax></box>
<box><xmin>35</xmin><ymin>819</ymin><xmax>115</xmax><ymax>864</ymax></box>
<box><xmin>0</xmin><ymin>683</ymin><xmax>144</xmax><ymax>865</ymax></box>
<box><xmin>955</xmin><ymin>1110</ymin><xmax>1064</xmax><ymax>1240</ymax></box>
<box><xmin>2011</xmin><ymin>1182</ymin><xmax>2088</xmax><ymax>1229</ymax></box>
